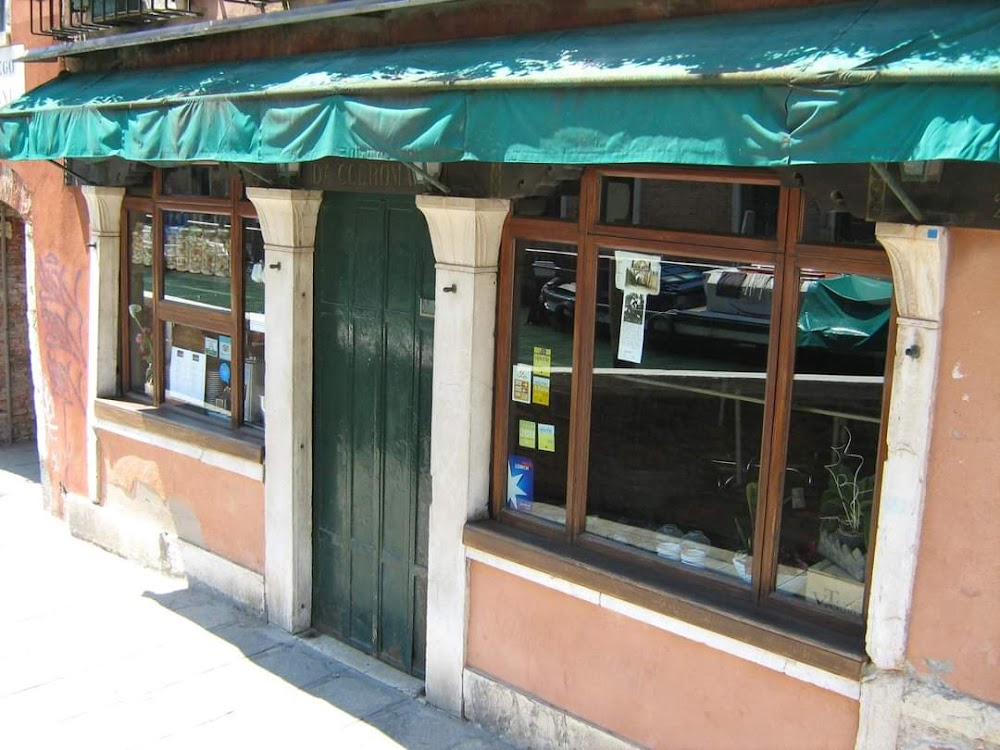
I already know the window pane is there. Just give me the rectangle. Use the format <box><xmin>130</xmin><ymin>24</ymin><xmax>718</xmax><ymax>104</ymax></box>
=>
<box><xmin>513</xmin><ymin>179</ymin><xmax>581</xmax><ymax>221</ymax></box>
<box><xmin>162</xmin><ymin>211</ymin><xmax>233</xmax><ymax>312</ymax></box>
<box><xmin>164</xmin><ymin>321</ymin><xmax>234</xmax><ymax>421</ymax></box>
<box><xmin>800</xmin><ymin>196</ymin><xmax>878</xmax><ymax>247</ymax></box>
<box><xmin>161</xmin><ymin>165</ymin><xmax>230</xmax><ymax>198</ymax></box>
<box><xmin>773</xmin><ymin>272</ymin><xmax>892</xmax><ymax>621</ymax></box>
<box><xmin>504</xmin><ymin>240</ymin><xmax>577</xmax><ymax>526</ymax></box>
<box><xmin>243</xmin><ymin>219</ymin><xmax>265</xmax><ymax>428</ymax></box>
<box><xmin>599</xmin><ymin>178</ymin><xmax>780</xmax><ymax>239</ymax></box>
<box><xmin>126</xmin><ymin>211</ymin><xmax>153</xmax><ymax>396</ymax></box>
<box><xmin>587</xmin><ymin>249</ymin><xmax>775</xmax><ymax>585</ymax></box>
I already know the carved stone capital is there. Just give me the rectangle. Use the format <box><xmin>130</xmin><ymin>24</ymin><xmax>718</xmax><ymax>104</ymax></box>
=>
<box><xmin>416</xmin><ymin>196</ymin><xmax>510</xmax><ymax>268</ymax></box>
<box><xmin>246</xmin><ymin>188</ymin><xmax>323</xmax><ymax>252</ymax></box>
<box><xmin>80</xmin><ymin>186</ymin><xmax>125</xmax><ymax>238</ymax></box>
<box><xmin>876</xmin><ymin>223</ymin><xmax>949</xmax><ymax>325</ymax></box>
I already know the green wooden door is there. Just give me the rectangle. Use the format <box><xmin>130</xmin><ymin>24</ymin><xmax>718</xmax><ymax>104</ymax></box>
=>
<box><xmin>312</xmin><ymin>192</ymin><xmax>434</xmax><ymax>677</ymax></box>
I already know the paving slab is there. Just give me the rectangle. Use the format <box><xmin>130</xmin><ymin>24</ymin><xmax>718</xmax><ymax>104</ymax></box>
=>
<box><xmin>0</xmin><ymin>442</ymin><xmax>516</xmax><ymax>750</ymax></box>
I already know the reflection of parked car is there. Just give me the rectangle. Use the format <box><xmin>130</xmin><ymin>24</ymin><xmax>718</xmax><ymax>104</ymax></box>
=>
<box><xmin>538</xmin><ymin>263</ymin><xmax>708</xmax><ymax>332</ymax></box>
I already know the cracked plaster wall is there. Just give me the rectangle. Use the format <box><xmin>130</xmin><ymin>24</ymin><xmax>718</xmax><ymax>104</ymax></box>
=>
<box><xmin>98</xmin><ymin>429</ymin><xmax>264</xmax><ymax>574</ymax></box>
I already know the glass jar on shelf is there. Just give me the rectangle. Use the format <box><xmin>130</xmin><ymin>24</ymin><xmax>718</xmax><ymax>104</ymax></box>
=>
<box><xmin>141</xmin><ymin>224</ymin><xmax>153</xmax><ymax>266</ymax></box>
<box><xmin>214</xmin><ymin>226</ymin><xmax>231</xmax><ymax>277</ymax></box>
<box><xmin>187</xmin><ymin>224</ymin><xmax>205</xmax><ymax>275</ymax></box>
<box><xmin>202</xmin><ymin>226</ymin><xmax>219</xmax><ymax>276</ymax></box>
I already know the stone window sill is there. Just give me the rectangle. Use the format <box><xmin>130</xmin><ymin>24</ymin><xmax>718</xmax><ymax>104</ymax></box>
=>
<box><xmin>94</xmin><ymin>398</ymin><xmax>264</xmax><ymax>472</ymax></box>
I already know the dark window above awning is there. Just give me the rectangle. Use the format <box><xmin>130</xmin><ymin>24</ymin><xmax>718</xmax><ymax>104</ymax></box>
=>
<box><xmin>1</xmin><ymin>0</ymin><xmax>998</xmax><ymax>166</ymax></box>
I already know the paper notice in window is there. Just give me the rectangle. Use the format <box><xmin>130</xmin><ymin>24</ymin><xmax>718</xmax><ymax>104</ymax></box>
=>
<box><xmin>518</xmin><ymin>419</ymin><xmax>536</xmax><ymax>449</ymax></box>
<box><xmin>617</xmin><ymin>292</ymin><xmax>646</xmax><ymax>364</ymax></box>
<box><xmin>537</xmin><ymin>423</ymin><xmax>555</xmax><ymax>452</ymax></box>
<box><xmin>532</xmin><ymin>376</ymin><xmax>550</xmax><ymax>406</ymax></box>
<box><xmin>615</xmin><ymin>251</ymin><xmax>661</xmax><ymax>295</ymax></box>
<box><xmin>532</xmin><ymin>346</ymin><xmax>551</xmax><ymax>377</ymax></box>
<box><xmin>512</xmin><ymin>364</ymin><xmax>532</xmax><ymax>404</ymax></box>
<box><xmin>166</xmin><ymin>346</ymin><xmax>207</xmax><ymax>406</ymax></box>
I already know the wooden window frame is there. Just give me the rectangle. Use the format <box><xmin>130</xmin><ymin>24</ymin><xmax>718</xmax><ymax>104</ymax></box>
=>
<box><xmin>119</xmin><ymin>168</ymin><xmax>260</xmax><ymax>431</ymax></box>
<box><xmin>489</xmin><ymin>165</ymin><xmax>895</xmax><ymax>654</ymax></box>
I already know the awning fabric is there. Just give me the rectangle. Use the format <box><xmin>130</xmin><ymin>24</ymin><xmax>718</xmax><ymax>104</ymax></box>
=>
<box><xmin>1</xmin><ymin>0</ymin><xmax>998</xmax><ymax>166</ymax></box>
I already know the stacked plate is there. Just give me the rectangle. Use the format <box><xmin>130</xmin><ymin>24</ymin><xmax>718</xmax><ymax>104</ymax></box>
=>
<box><xmin>680</xmin><ymin>546</ymin><xmax>707</xmax><ymax>568</ymax></box>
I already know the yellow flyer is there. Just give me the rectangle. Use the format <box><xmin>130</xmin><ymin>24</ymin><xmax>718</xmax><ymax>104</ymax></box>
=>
<box><xmin>532</xmin><ymin>346</ymin><xmax>551</xmax><ymax>377</ymax></box>
<box><xmin>538</xmin><ymin>423</ymin><xmax>555</xmax><ymax>452</ymax></box>
<box><xmin>532</xmin><ymin>376</ymin><xmax>550</xmax><ymax>406</ymax></box>
<box><xmin>518</xmin><ymin>419</ymin><xmax>536</xmax><ymax>449</ymax></box>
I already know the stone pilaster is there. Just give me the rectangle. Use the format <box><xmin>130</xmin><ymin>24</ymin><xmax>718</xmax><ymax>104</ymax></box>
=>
<box><xmin>416</xmin><ymin>196</ymin><xmax>510</xmax><ymax>714</ymax></box>
<box><xmin>246</xmin><ymin>187</ymin><xmax>322</xmax><ymax>634</ymax></box>
<box><xmin>80</xmin><ymin>186</ymin><xmax>125</xmax><ymax>503</ymax></box>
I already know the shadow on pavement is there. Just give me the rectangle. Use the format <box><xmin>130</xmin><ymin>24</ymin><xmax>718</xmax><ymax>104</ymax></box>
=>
<box><xmin>143</xmin><ymin>586</ymin><xmax>507</xmax><ymax>749</ymax></box>
<box><xmin>0</xmin><ymin>440</ymin><xmax>41</xmax><ymax>484</ymax></box>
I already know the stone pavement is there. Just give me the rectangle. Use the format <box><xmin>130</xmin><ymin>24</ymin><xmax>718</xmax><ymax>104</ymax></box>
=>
<box><xmin>0</xmin><ymin>441</ymin><xmax>516</xmax><ymax>750</ymax></box>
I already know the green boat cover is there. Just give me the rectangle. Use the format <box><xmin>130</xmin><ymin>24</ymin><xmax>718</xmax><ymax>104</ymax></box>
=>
<box><xmin>0</xmin><ymin>0</ymin><xmax>997</xmax><ymax>165</ymax></box>
<box><xmin>798</xmin><ymin>275</ymin><xmax>894</xmax><ymax>353</ymax></box>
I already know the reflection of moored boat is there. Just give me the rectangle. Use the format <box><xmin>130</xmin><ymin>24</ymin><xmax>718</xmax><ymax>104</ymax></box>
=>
<box><xmin>668</xmin><ymin>269</ymin><xmax>892</xmax><ymax>358</ymax></box>
<box><xmin>539</xmin><ymin>263</ymin><xmax>708</xmax><ymax>331</ymax></box>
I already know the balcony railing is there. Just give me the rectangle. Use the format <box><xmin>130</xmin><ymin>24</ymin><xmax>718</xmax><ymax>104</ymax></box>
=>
<box><xmin>31</xmin><ymin>0</ymin><xmax>199</xmax><ymax>41</ymax></box>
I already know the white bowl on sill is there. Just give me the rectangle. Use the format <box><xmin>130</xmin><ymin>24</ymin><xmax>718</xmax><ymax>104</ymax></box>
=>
<box><xmin>656</xmin><ymin>540</ymin><xmax>682</xmax><ymax>560</ymax></box>
<box><xmin>680</xmin><ymin>547</ymin><xmax>707</xmax><ymax>568</ymax></box>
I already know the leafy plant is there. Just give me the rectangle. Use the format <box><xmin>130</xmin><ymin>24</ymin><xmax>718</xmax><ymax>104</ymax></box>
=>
<box><xmin>734</xmin><ymin>481</ymin><xmax>758</xmax><ymax>554</ymax></box>
<box><xmin>819</xmin><ymin>427</ymin><xmax>875</xmax><ymax>547</ymax></box>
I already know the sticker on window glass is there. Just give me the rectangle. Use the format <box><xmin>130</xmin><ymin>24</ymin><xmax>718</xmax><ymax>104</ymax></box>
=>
<box><xmin>219</xmin><ymin>335</ymin><xmax>232</xmax><ymax>362</ymax></box>
<box><xmin>537</xmin><ymin>423</ymin><xmax>555</xmax><ymax>452</ymax></box>
<box><xmin>512</xmin><ymin>364</ymin><xmax>532</xmax><ymax>404</ymax></box>
<box><xmin>615</xmin><ymin>251</ymin><xmax>661</xmax><ymax>295</ymax></box>
<box><xmin>518</xmin><ymin>419</ymin><xmax>536</xmax><ymax>450</ymax></box>
<box><xmin>532</xmin><ymin>376</ymin><xmax>550</xmax><ymax>406</ymax></box>
<box><xmin>506</xmin><ymin>455</ymin><xmax>534</xmax><ymax>511</ymax></box>
<box><xmin>204</xmin><ymin>337</ymin><xmax>219</xmax><ymax>358</ymax></box>
<box><xmin>532</xmin><ymin>346</ymin><xmax>551</xmax><ymax>377</ymax></box>
<box><xmin>617</xmin><ymin>291</ymin><xmax>646</xmax><ymax>364</ymax></box>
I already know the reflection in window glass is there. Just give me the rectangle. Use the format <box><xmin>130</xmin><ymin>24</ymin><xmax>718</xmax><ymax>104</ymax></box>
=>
<box><xmin>800</xmin><ymin>197</ymin><xmax>878</xmax><ymax>247</ymax></box>
<box><xmin>774</xmin><ymin>272</ymin><xmax>891</xmax><ymax>620</ymax></box>
<box><xmin>243</xmin><ymin>219</ymin><xmax>266</xmax><ymax>428</ymax></box>
<box><xmin>162</xmin><ymin>211</ymin><xmax>232</xmax><ymax>312</ymax></box>
<box><xmin>505</xmin><ymin>240</ymin><xmax>577</xmax><ymax>525</ymax></box>
<box><xmin>587</xmin><ymin>249</ymin><xmax>776</xmax><ymax>585</ymax></box>
<box><xmin>161</xmin><ymin>165</ymin><xmax>230</xmax><ymax>198</ymax></box>
<box><xmin>600</xmin><ymin>178</ymin><xmax>780</xmax><ymax>239</ymax></box>
<box><xmin>164</xmin><ymin>322</ymin><xmax>233</xmax><ymax>420</ymax></box>
<box><xmin>126</xmin><ymin>211</ymin><xmax>154</xmax><ymax>396</ymax></box>
<box><xmin>512</xmin><ymin>180</ymin><xmax>581</xmax><ymax>221</ymax></box>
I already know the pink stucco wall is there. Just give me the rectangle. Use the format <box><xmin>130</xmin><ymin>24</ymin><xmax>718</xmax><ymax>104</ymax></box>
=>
<box><xmin>466</xmin><ymin>561</ymin><xmax>859</xmax><ymax>750</ymax></box>
<box><xmin>97</xmin><ymin>430</ymin><xmax>265</xmax><ymax>573</ymax></box>
<box><xmin>907</xmin><ymin>227</ymin><xmax>1000</xmax><ymax>704</ymax></box>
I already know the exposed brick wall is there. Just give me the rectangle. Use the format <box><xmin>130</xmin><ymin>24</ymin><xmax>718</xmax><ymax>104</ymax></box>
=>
<box><xmin>0</xmin><ymin>211</ymin><xmax>35</xmax><ymax>443</ymax></box>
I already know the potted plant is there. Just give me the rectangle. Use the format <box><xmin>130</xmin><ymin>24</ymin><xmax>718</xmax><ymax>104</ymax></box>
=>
<box><xmin>127</xmin><ymin>303</ymin><xmax>154</xmax><ymax>391</ymax></box>
<box><xmin>732</xmin><ymin>481</ymin><xmax>757</xmax><ymax>582</ymax></box>
<box><xmin>819</xmin><ymin>427</ymin><xmax>875</xmax><ymax>553</ymax></box>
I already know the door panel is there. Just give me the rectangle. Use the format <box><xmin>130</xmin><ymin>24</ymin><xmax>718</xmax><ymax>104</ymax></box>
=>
<box><xmin>313</xmin><ymin>192</ymin><xmax>434</xmax><ymax>676</ymax></box>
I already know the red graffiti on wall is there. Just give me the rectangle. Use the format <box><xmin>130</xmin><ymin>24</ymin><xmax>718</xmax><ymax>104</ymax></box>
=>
<box><xmin>36</xmin><ymin>252</ymin><xmax>86</xmax><ymax>412</ymax></box>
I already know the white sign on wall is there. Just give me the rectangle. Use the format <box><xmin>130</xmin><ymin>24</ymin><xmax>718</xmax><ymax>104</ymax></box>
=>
<box><xmin>0</xmin><ymin>45</ymin><xmax>25</xmax><ymax>109</ymax></box>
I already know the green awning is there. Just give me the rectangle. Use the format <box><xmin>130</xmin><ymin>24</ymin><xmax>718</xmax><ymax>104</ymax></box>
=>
<box><xmin>1</xmin><ymin>1</ymin><xmax>998</xmax><ymax>166</ymax></box>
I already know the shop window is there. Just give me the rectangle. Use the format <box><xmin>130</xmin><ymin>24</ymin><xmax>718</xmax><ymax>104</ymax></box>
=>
<box><xmin>494</xmin><ymin>168</ymin><xmax>892</xmax><ymax>644</ymax></box>
<box><xmin>121</xmin><ymin>170</ymin><xmax>263</xmax><ymax>431</ymax></box>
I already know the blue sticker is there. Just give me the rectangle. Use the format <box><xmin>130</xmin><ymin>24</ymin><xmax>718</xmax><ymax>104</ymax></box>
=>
<box><xmin>219</xmin><ymin>361</ymin><xmax>231</xmax><ymax>384</ymax></box>
<box><xmin>927</xmin><ymin>228</ymin><xmax>939</xmax><ymax>239</ymax></box>
<box><xmin>506</xmin><ymin>455</ymin><xmax>534</xmax><ymax>511</ymax></box>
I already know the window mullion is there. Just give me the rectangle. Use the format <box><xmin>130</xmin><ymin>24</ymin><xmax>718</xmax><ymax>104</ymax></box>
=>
<box><xmin>752</xmin><ymin>254</ymin><xmax>798</xmax><ymax>603</ymax></box>
<box><xmin>151</xmin><ymin>208</ymin><xmax>164</xmax><ymax>405</ymax></box>
<box><xmin>565</xmin><ymin>235</ymin><xmax>598</xmax><ymax>539</ymax></box>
